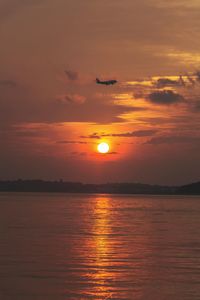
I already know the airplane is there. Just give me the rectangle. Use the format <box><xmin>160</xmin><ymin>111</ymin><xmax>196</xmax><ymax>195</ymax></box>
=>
<box><xmin>96</xmin><ymin>78</ymin><xmax>117</xmax><ymax>85</ymax></box>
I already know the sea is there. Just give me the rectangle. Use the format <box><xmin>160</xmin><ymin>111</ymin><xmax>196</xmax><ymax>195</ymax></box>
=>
<box><xmin>0</xmin><ymin>193</ymin><xmax>200</xmax><ymax>300</ymax></box>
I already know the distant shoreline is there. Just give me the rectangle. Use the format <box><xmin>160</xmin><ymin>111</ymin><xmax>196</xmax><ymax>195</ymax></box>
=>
<box><xmin>0</xmin><ymin>180</ymin><xmax>199</xmax><ymax>195</ymax></box>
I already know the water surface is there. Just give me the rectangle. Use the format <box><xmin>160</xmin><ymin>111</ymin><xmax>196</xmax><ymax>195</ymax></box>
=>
<box><xmin>0</xmin><ymin>193</ymin><xmax>200</xmax><ymax>299</ymax></box>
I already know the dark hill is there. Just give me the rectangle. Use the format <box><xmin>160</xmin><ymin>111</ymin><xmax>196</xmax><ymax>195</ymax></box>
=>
<box><xmin>176</xmin><ymin>182</ymin><xmax>200</xmax><ymax>195</ymax></box>
<box><xmin>0</xmin><ymin>180</ymin><xmax>199</xmax><ymax>194</ymax></box>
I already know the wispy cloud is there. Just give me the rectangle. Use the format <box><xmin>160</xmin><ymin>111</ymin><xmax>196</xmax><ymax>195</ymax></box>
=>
<box><xmin>56</xmin><ymin>94</ymin><xmax>86</xmax><ymax>104</ymax></box>
<box><xmin>195</xmin><ymin>70</ymin><xmax>200</xmax><ymax>82</ymax></box>
<box><xmin>155</xmin><ymin>77</ymin><xmax>185</xmax><ymax>88</ymax></box>
<box><xmin>80</xmin><ymin>133</ymin><xmax>101</xmax><ymax>139</ymax></box>
<box><xmin>103</xmin><ymin>130</ymin><xmax>157</xmax><ymax>138</ymax></box>
<box><xmin>64</xmin><ymin>70</ymin><xmax>79</xmax><ymax>81</ymax></box>
<box><xmin>146</xmin><ymin>135</ymin><xmax>200</xmax><ymax>145</ymax></box>
<box><xmin>57</xmin><ymin>140</ymin><xmax>87</xmax><ymax>144</ymax></box>
<box><xmin>107</xmin><ymin>151</ymin><xmax>118</xmax><ymax>155</ymax></box>
<box><xmin>80</xmin><ymin>130</ymin><xmax>157</xmax><ymax>139</ymax></box>
<box><xmin>125</xmin><ymin>74</ymin><xmax>199</xmax><ymax>91</ymax></box>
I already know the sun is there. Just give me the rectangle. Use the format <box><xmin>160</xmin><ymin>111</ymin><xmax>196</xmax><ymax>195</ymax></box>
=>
<box><xmin>97</xmin><ymin>142</ymin><xmax>110</xmax><ymax>154</ymax></box>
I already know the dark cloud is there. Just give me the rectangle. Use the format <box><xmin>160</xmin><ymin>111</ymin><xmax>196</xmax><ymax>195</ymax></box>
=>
<box><xmin>155</xmin><ymin>77</ymin><xmax>184</xmax><ymax>88</ymax></box>
<box><xmin>146</xmin><ymin>135</ymin><xmax>200</xmax><ymax>145</ymax></box>
<box><xmin>103</xmin><ymin>129</ymin><xmax>157</xmax><ymax>138</ymax></box>
<box><xmin>107</xmin><ymin>151</ymin><xmax>118</xmax><ymax>155</ymax></box>
<box><xmin>64</xmin><ymin>70</ymin><xmax>79</xmax><ymax>81</ymax></box>
<box><xmin>195</xmin><ymin>70</ymin><xmax>200</xmax><ymax>82</ymax></box>
<box><xmin>186</xmin><ymin>73</ymin><xmax>196</xmax><ymax>86</ymax></box>
<box><xmin>148</xmin><ymin>90</ymin><xmax>184</xmax><ymax>105</ymax></box>
<box><xmin>80</xmin><ymin>133</ymin><xmax>101</xmax><ymax>139</ymax></box>
<box><xmin>81</xmin><ymin>130</ymin><xmax>157</xmax><ymax>139</ymax></box>
<box><xmin>0</xmin><ymin>80</ymin><xmax>17</xmax><ymax>87</ymax></box>
<box><xmin>183</xmin><ymin>71</ymin><xmax>200</xmax><ymax>87</ymax></box>
<box><xmin>57</xmin><ymin>140</ymin><xmax>87</xmax><ymax>144</ymax></box>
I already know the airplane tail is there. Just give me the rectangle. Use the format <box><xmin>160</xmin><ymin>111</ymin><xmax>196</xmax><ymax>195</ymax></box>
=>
<box><xmin>96</xmin><ymin>78</ymin><xmax>100</xmax><ymax>83</ymax></box>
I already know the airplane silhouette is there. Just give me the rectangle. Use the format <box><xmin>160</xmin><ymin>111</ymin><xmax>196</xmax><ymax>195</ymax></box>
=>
<box><xmin>96</xmin><ymin>78</ymin><xmax>117</xmax><ymax>85</ymax></box>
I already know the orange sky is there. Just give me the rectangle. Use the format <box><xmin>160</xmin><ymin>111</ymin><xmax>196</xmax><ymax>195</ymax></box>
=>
<box><xmin>0</xmin><ymin>0</ymin><xmax>200</xmax><ymax>184</ymax></box>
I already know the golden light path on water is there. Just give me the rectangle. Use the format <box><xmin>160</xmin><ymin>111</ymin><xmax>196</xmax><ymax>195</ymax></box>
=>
<box><xmin>79</xmin><ymin>195</ymin><xmax>152</xmax><ymax>299</ymax></box>
<box><xmin>90</xmin><ymin>197</ymin><xmax>114</xmax><ymax>299</ymax></box>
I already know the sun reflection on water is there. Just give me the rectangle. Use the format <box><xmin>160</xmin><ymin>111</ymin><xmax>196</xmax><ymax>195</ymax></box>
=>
<box><xmin>64</xmin><ymin>195</ymin><xmax>155</xmax><ymax>299</ymax></box>
<box><xmin>88</xmin><ymin>196</ymin><xmax>114</xmax><ymax>299</ymax></box>
<box><xmin>82</xmin><ymin>196</ymin><xmax>154</xmax><ymax>300</ymax></box>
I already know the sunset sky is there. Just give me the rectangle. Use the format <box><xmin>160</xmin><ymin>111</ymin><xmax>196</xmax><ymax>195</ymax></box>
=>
<box><xmin>0</xmin><ymin>0</ymin><xmax>200</xmax><ymax>184</ymax></box>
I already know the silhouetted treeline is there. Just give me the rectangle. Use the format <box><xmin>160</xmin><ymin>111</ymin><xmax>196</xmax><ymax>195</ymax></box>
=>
<box><xmin>0</xmin><ymin>179</ymin><xmax>199</xmax><ymax>194</ymax></box>
<box><xmin>176</xmin><ymin>182</ymin><xmax>200</xmax><ymax>195</ymax></box>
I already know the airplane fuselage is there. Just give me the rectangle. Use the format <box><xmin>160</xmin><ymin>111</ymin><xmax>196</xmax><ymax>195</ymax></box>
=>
<box><xmin>96</xmin><ymin>78</ymin><xmax>117</xmax><ymax>85</ymax></box>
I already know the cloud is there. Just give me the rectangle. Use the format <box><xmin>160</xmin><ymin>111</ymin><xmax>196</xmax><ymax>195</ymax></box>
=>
<box><xmin>80</xmin><ymin>130</ymin><xmax>157</xmax><ymax>139</ymax></box>
<box><xmin>148</xmin><ymin>90</ymin><xmax>184</xmax><ymax>105</ymax></box>
<box><xmin>146</xmin><ymin>135</ymin><xmax>200</xmax><ymax>145</ymax></box>
<box><xmin>0</xmin><ymin>92</ymin><xmax>140</xmax><ymax>125</ymax></box>
<box><xmin>104</xmin><ymin>129</ymin><xmax>157</xmax><ymax>137</ymax></box>
<box><xmin>56</xmin><ymin>140</ymin><xmax>87</xmax><ymax>144</ymax></box>
<box><xmin>126</xmin><ymin>74</ymin><xmax>194</xmax><ymax>92</ymax></box>
<box><xmin>64</xmin><ymin>70</ymin><xmax>79</xmax><ymax>81</ymax></box>
<box><xmin>0</xmin><ymin>80</ymin><xmax>17</xmax><ymax>87</ymax></box>
<box><xmin>56</xmin><ymin>94</ymin><xmax>86</xmax><ymax>104</ymax></box>
<box><xmin>107</xmin><ymin>151</ymin><xmax>118</xmax><ymax>155</ymax></box>
<box><xmin>155</xmin><ymin>77</ymin><xmax>184</xmax><ymax>88</ymax></box>
<box><xmin>80</xmin><ymin>133</ymin><xmax>101</xmax><ymax>139</ymax></box>
<box><xmin>194</xmin><ymin>70</ymin><xmax>200</xmax><ymax>82</ymax></box>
